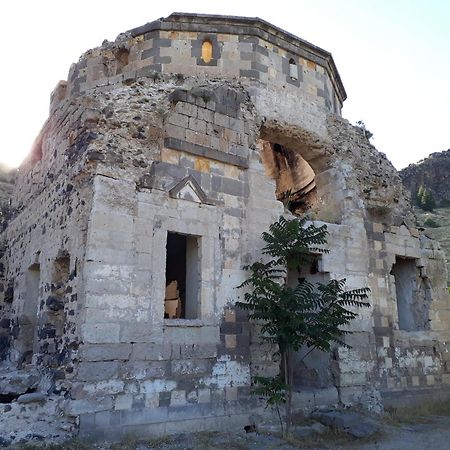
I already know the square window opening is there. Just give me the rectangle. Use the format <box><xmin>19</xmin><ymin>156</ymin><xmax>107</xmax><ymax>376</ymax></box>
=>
<box><xmin>165</xmin><ymin>232</ymin><xmax>200</xmax><ymax>320</ymax></box>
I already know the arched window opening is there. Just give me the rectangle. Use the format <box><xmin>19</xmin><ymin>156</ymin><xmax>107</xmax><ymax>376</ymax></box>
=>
<box><xmin>289</xmin><ymin>58</ymin><xmax>298</xmax><ymax>80</ymax></box>
<box><xmin>201</xmin><ymin>40</ymin><xmax>213</xmax><ymax>64</ymax></box>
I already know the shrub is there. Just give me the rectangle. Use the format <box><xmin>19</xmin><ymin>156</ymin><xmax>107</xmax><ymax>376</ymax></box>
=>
<box><xmin>423</xmin><ymin>218</ymin><xmax>440</xmax><ymax>228</ymax></box>
<box><xmin>237</xmin><ymin>216</ymin><xmax>370</xmax><ymax>436</ymax></box>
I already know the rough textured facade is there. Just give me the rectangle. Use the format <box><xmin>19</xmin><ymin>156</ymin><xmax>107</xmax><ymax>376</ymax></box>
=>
<box><xmin>0</xmin><ymin>13</ymin><xmax>449</xmax><ymax>444</ymax></box>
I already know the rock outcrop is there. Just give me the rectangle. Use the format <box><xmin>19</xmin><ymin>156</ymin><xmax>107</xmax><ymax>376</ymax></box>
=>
<box><xmin>399</xmin><ymin>150</ymin><xmax>450</xmax><ymax>205</ymax></box>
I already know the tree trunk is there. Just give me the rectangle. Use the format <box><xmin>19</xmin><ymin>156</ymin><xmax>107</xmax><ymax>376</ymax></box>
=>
<box><xmin>285</xmin><ymin>348</ymin><xmax>293</xmax><ymax>436</ymax></box>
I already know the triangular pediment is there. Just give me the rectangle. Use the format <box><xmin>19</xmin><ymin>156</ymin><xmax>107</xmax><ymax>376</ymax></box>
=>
<box><xmin>169</xmin><ymin>175</ymin><xmax>213</xmax><ymax>204</ymax></box>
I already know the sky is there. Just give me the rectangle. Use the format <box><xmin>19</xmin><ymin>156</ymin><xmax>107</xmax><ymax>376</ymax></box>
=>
<box><xmin>0</xmin><ymin>0</ymin><xmax>449</xmax><ymax>170</ymax></box>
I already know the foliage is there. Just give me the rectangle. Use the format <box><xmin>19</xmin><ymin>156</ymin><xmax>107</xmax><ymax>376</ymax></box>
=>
<box><xmin>440</xmin><ymin>198</ymin><xmax>450</xmax><ymax>208</ymax></box>
<box><xmin>423</xmin><ymin>217</ymin><xmax>440</xmax><ymax>228</ymax></box>
<box><xmin>237</xmin><ymin>216</ymin><xmax>370</xmax><ymax>436</ymax></box>
<box><xmin>416</xmin><ymin>185</ymin><xmax>436</xmax><ymax>211</ymax></box>
<box><xmin>355</xmin><ymin>120</ymin><xmax>374</xmax><ymax>140</ymax></box>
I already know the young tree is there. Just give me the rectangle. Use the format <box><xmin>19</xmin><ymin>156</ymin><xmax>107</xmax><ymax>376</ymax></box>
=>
<box><xmin>417</xmin><ymin>185</ymin><xmax>436</xmax><ymax>211</ymax></box>
<box><xmin>237</xmin><ymin>216</ymin><xmax>370</xmax><ymax>436</ymax></box>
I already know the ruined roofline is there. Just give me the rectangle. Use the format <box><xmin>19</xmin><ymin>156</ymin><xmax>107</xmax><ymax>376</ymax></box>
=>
<box><xmin>126</xmin><ymin>12</ymin><xmax>347</xmax><ymax>103</ymax></box>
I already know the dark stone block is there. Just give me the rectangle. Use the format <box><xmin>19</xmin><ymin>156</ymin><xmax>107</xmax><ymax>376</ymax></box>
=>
<box><xmin>132</xmin><ymin>395</ymin><xmax>145</xmax><ymax>410</ymax></box>
<box><xmin>286</xmin><ymin>76</ymin><xmax>301</xmax><ymax>87</ymax></box>
<box><xmin>164</xmin><ymin>138</ymin><xmax>248</xmax><ymax>168</ymax></box>
<box><xmin>220</xmin><ymin>322</ymin><xmax>243</xmax><ymax>335</ymax></box>
<box><xmin>141</xmin><ymin>47</ymin><xmax>159</xmax><ymax>60</ymax></box>
<box><xmin>239</xmin><ymin>69</ymin><xmax>260</xmax><ymax>80</ymax></box>
<box><xmin>237</xmin><ymin>333</ymin><xmax>250</xmax><ymax>349</ymax></box>
<box><xmin>196</xmin><ymin>58</ymin><xmax>218</xmax><ymax>67</ymax></box>
<box><xmin>152</xmin><ymin>161</ymin><xmax>187</xmax><ymax>180</ymax></box>
<box><xmin>254</xmin><ymin>44</ymin><xmax>269</xmax><ymax>57</ymax></box>
<box><xmin>251</xmin><ymin>61</ymin><xmax>268</xmax><ymax>73</ymax></box>
<box><xmin>142</xmin><ymin>30</ymin><xmax>161</xmax><ymax>40</ymax></box>
<box><xmin>222</xmin><ymin>178</ymin><xmax>243</xmax><ymax>197</ymax></box>
<box><xmin>154</xmin><ymin>38</ymin><xmax>172</xmax><ymax>48</ymax></box>
<box><xmin>159</xmin><ymin>391</ymin><xmax>171</xmax><ymax>407</ymax></box>
<box><xmin>154</xmin><ymin>56</ymin><xmax>172</xmax><ymax>64</ymax></box>
<box><xmin>225</xmin><ymin>207</ymin><xmax>243</xmax><ymax>218</ymax></box>
<box><xmin>211</xmin><ymin>175</ymin><xmax>223</xmax><ymax>192</ymax></box>
<box><xmin>373</xmin><ymin>326</ymin><xmax>392</xmax><ymax>337</ymax></box>
<box><xmin>238</xmin><ymin>36</ymin><xmax>258</xmax><ymax>43</ymax></box>
<box><xmin>168</xmin><ymin>89</ymin><xmax>188</xmax><ymax>103</ymax></box>
<box><xmin>317</xmin><ymin>88</ymin><xmax>326</xmax><ymax>99</ymax></box>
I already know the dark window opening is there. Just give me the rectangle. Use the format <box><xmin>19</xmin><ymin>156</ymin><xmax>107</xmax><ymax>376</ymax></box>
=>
<box><xmin>165</xmin><ymin>232</ymin><xmax>200</xmax><ymax>319</ymax></box>
<box><xmin>391</xmin><ymin>256</ymin><xmax>431</xmax><ymax>331</ymax></box>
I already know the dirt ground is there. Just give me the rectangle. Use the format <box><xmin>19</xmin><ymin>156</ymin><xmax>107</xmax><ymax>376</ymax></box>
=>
<box><xmin>14</xmin><ymin>414</ymin><xmax>450</xmax><ymax>450</ymax></box>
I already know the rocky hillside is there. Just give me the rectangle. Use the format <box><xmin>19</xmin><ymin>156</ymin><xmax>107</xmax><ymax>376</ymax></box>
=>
<box><xmin>0</xmin><ymin>164</ymin><xmax>14</xmax><ymax>217</ymax></box>
<box><xmin>399</xmin><ymin>150</ymin><xmax>450</xmax><ymax>283</ymax></box>
<box><xmin>399</xmin><ymin>150</ymin><xmax>450</xmax><ymax>206</ymax></box>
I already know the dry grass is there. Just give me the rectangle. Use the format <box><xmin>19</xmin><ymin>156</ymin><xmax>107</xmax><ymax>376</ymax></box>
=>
<box><xmin>145</xmin><ymin>435</ymin><xmax>173</xmax><ymax>449</ymax></box>
<box><xmin>283</xmin><ymin>426</ymin><xmax>367</xmax><ymax>449</ymax></box>
<box><xmin>17</xmin><ymin>439</ymin><xmax>91</xmax><ymax>450</ymax></box>
<box><xmin>384</xmin><ymin>400</ymin><xmax>450</xmax><ymax>425</ymax></box>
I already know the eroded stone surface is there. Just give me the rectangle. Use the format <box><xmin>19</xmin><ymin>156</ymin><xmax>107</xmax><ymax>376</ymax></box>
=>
<box><xmin>312</xmin><ymin>410</ymin><xmax>381</xmax><ymax>438</ymax></box>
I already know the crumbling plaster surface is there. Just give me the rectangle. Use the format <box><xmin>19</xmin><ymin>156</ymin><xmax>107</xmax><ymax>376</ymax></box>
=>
<box><xmin>0</xmin><ymin>13</ymin><xmax>449</xmax><ymax>445</ymax></box>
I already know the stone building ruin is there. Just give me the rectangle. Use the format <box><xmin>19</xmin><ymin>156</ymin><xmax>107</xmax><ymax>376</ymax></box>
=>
<box><xmin>0</xmin><ymin>13</ymin><xmax>449</xmax><ymax>443</ymax></box>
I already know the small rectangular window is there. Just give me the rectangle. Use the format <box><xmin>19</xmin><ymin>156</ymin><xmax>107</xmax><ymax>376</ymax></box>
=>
<box><xmin>165</xmin><ymin>232</ymin><xmax>200</xmax><ymax>319</ymax></box>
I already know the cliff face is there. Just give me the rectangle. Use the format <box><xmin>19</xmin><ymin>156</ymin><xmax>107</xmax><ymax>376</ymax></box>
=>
<box><xmin>399</xmin><ymin>150</ymin><xmax>450</xmax><ymax>205</ymax></box>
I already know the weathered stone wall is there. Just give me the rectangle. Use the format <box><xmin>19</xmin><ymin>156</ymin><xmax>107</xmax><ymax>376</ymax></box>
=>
<box><xmin>1</xmin><ymin>96</ymin><xmax>98</xmax><ymax>378</ymax></box>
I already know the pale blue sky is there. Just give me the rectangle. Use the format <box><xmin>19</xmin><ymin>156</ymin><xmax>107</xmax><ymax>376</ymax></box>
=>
<box><xmin>1</xmin><ymin>0</ymin><xmax>449</xmax><ymax>169</ymax></box>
